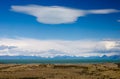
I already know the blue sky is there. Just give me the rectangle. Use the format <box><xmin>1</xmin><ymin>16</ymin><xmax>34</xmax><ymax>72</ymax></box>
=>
<box><xmin>0</xmin><ymin>0</ymin><xmax>120</xmax><ymax>40</ymax></box>
<box><xmin>0</xmin><ymin>0</ymin><xmax>120</xmax><ymax>57</ymax></box>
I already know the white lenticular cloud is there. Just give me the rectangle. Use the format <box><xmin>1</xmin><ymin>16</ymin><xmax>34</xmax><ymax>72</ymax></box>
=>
<box><xmin>11</xmin><ymin>5</ymin><xmax>119</xmax><ymax>24</ymax></box>
<box><xmin>0</xmin><ymin>38</ymin><xmax>120</xmax><ymax>57</ymax></box>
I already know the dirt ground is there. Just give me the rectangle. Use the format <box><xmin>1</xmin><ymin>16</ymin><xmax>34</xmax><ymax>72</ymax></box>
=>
<box><xmin>0</xmin><ymin>63</ymin><xmax>120</xmax><ymax>79</ymax></box>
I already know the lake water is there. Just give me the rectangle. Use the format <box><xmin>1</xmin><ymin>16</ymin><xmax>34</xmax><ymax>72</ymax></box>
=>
<box><xmin>0</xmin><ymin>59</ymin><xmax>120</xmax><ymax>64</ymax></box>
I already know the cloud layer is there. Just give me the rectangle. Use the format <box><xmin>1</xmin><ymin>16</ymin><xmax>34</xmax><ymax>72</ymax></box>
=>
<box><xmin>11</xmin><ymin>5</ymin><xmax>119</xmax><ymax>24</ymax></box>
<box><xmin>0</xmin><ymin>38</ymin><xmax>120</xmax><ymax>57</ymax></box>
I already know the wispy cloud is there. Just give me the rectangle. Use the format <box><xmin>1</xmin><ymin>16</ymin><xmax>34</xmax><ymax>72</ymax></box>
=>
<box><xmin>88</xmin><ymin>9</ymin><xmax>119</xmax><ymax>14</ymax></box>
<box><xmin>11</xmin><ymin>5</ymin><xmax>119</xmax><ymax>24</ymax></box>
<box><xmin>117</xmin><ymin>20</ymin><xmax>120</xmax><ymax>22</ymax></box>
<box><xmin>0</xmin><ymin>45</ymin><xmax>16</xmax><ymax>50</ymax></box>
<box><xmin>0</xmin><ymin>38</ymin><xmax>120</xmax><ymax>57</ymax></box>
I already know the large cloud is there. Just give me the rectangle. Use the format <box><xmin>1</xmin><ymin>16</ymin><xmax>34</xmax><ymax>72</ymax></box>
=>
<box><xmin>0</xmin><ymin>38</ymin><xmax>120</xmax><ymax>57</ymax></box>
<box><xmin>11</xmin><ymin>5</ymin><xmax>119</xmax><ymax>24</ymax></box>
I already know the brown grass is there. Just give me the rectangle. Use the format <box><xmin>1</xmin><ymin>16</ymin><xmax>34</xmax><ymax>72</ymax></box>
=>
<box><xmin>0</xmin><ymin>63</ymin><xmax>120</xmax><ymax>79</ymax></box>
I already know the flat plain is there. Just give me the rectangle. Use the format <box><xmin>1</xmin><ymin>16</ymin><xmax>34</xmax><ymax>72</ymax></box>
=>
<box><xmin>0</xmin><ymin>63</ymin><xmax>120</xmax><ymax>79</ymax></box>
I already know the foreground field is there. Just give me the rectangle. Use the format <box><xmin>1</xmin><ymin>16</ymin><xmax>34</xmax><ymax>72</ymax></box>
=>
<box><xmin>0</xmin><ymin>63</ymin><xmax>120</xmax><ymax>79</ymax></box>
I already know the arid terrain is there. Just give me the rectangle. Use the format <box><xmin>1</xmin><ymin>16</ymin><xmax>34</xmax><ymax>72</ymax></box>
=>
<box><xmin>0</xmin><ymin>63</ymin><xmax>120</xmax><ymax>79</ymax></box>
